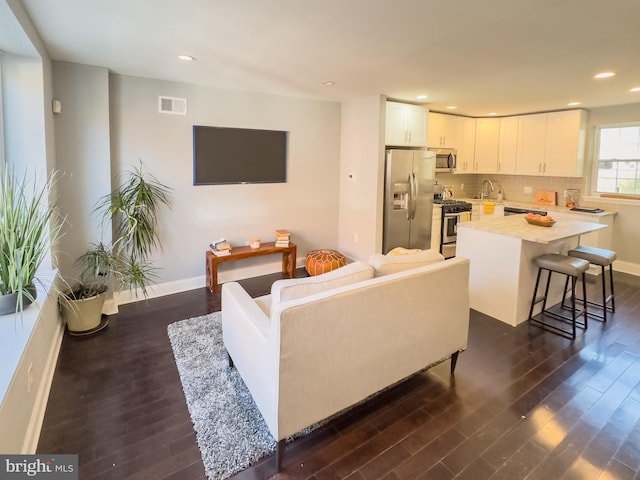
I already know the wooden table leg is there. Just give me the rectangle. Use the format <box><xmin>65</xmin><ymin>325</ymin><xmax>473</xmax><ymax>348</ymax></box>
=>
<box><xmin>207</xmin><ymin>243</ymin><xmax>296</xmax><ymax>292</ymax></box>
<box><xmin>281</xmin><ymin>251</ymin><xmax>288</xmax><ymax>275</ymax></box>
<box><xmin>285</xmin><ymin>245</ymin><xmax>296</xmax><ymax>277</ymax></box>
<box><xmin>206</xmin><ymin>252</ymin><xmax>219</xmax><ymax>293</ymax></box>
<box><xmin>289</xmin><ymin>245</ymin><xmax>297</xmax><ymax>278</ymax></box>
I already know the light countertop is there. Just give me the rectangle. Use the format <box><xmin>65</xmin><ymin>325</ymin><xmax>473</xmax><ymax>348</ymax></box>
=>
<box><xmin>458</xmin><ymin>198</ymin><xmax>616</xmax><ymax>217</ymax></box>
<box><xmin>458</xmin><ymin>214</ymin><xmax>607</xmax><ymax>244</ymax></box>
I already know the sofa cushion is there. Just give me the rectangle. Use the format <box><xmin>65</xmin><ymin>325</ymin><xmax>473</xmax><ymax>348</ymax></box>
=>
<box><xmin>270</xmin><ymin>261</ymin><xmax>374</xmax><ymax>306</ymax></box>
<box><xmin>369</xmin><ymin>249</ymin><xmax>444</xmax><ymax>277</ymax></box>
<box><xmin>254</xmin><ymin>295</ymin><xmax>272</xmax><ymax>317</ymax></box>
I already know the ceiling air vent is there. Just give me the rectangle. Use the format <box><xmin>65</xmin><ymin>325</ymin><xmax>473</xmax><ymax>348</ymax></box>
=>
<box><xmin>158</xmin><ymin>96</ymin><xmax>187</xmax><ymax>115</ymax></box>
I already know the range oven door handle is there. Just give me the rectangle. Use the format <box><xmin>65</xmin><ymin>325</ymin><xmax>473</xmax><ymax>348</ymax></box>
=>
<box><xmin>443</xmin><ymin>212</ymin><xmax>459</xmax><ymax>238</ymax></box>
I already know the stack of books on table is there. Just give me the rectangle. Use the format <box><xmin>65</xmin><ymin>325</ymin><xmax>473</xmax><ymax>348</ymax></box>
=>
<box><xmin>210</xmin><ymin>239</ymin><xmax>232</xmax><ymax>256</ymax></box>
<box><xmin>274</xmin><ymin>229</ymin><xmax>291</xmax><ymax>247</ymax></box>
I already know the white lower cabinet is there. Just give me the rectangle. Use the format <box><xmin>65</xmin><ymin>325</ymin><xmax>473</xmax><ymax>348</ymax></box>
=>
<box><xmin>431</xmin><ymin>205</ymin><xmax>441</xmax><ymax>253</ymax></box>
<box><xmin>471</xmin><ymin>203</ymin><xmax>480</xmax><ymax>221</ymax></box>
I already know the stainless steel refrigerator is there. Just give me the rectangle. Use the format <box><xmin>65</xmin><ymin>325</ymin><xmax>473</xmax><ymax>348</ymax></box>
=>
<box><xmin>382</xmin><ymin>149</ymin><xmax>435</xmax><ymax>254</ymax></box>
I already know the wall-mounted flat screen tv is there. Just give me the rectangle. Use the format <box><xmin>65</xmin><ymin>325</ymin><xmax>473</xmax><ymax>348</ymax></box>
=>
<box><xmin>193</xmin><ymin>125</ymin><xmax>288</xmax><ymax>185</ymax></box>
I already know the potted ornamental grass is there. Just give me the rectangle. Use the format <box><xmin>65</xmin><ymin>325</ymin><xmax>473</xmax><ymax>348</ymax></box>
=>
<box><xmin>0</xmin><ymin>167</ymin><xmax>64</xmax><ymax>315</ymax></box>
<box><xmin>61</xmin><ymin>163</ymin><xmax>172</xmax><ymax>335</ymax></box>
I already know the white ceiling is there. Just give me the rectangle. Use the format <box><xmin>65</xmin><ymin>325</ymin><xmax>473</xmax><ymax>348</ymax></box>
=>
<box><xmin>5</xmin><ymin>0</ymin><xmax>640</xmax><ymax>116</ymax></box>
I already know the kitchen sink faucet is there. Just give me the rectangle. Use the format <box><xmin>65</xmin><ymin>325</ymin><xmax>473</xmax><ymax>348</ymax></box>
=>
<box><xmin>481</xmin><ymin>180</ymin><xmax>495</xmax><ymax>199</ymax></box>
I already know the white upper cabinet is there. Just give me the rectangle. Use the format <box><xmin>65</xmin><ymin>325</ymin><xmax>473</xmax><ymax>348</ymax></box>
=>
<box><xmin>474</xmin><ymin>118</ymin><xmax>500</xmax><ymax>173</ymax></box>
<box><xmin>428</xmin><ymin>112</ymin><xmax>457</xmax><ymax>148</ymax></box>
<box><xmin>544</xmin><ymin>110</ymin><xmax>587</xmax><ymax>177</ymax></box>
<box><xmin>421</xmin><ymin>109</ymin><xmax>586</xmax><ymax>177</ymax></box>
<box><xmin>516</xmin><ymin>113</ymin><xmax>548</xmax><ymax>175</ymax></box>
<box><xmin>455</xmin><ymin>116</ymin><xmax>476</xmax><ymax>174</ymax></box>
<box><xmin>385</xmin><ymin>101</ymin><xmax>428</xmax><ymax>147</ymax></box>
<box><xmin>515</xmin><ymin>110</ymin><xmax>586</xmax><ymax>177</ymax></box>
<box><xmin>497</xmin><ymin>117</ymin><xmax>518</xmax><ymax>174</ymax></box>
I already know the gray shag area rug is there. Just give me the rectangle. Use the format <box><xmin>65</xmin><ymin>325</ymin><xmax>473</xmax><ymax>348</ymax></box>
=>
<box><xmin>167</xmin><ymin>312</ymin><xmax>276</xmax><ymax>479</ymax></box>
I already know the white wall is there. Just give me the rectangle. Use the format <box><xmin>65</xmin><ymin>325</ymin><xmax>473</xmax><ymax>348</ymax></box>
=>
<box><xmin>107</xmin><ymin>74</ymin><xmax>342</xmax><ymax>286</ymax></box>
<box><xmin>337</xmin><ymin>95</ymin><xmax>386</xmax><ymax>260</ymax></box>
<box><xmin>52</xmin><ymin>61</ymin><xmax>112</xmax><ymax>281</ymax></box>
<box><xmin>581</xmin><ymin>103</ymin><xmax>640</xmax><ymax>272</ymax></box>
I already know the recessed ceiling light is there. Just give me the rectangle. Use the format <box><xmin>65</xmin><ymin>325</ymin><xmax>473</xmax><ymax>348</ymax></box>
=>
<box><xmin>594</xmin><ymin>72</ymin><xmax>615</xmax><ymax>79</ymax></box>
<box><xmin>446</xmin><ymin>106</ymin><xmax>457</xmax><ymax>110</ymax></box>
<box><xmin>178</xmin><ymin>55</ymin><xmax>195</xmax><ymax>61</ymax></box>
<box><xmin>630</xmin><ymin>87</ymin><xmax>640</xmax><ymax>92</ymax></box>
<box><xmin>568</xmin><ymin>102</ymin><xmax>581</xmax><ymax>106</ymax></box>
<box><xmin>416</xmin><ymin>95</ymin><xmax>428</xmax><ymax>100</ymax></box>
<box><xmin>488</xmin><ymin>112</ymin><xmax>497</xmax><ymax>116</ymax></box>
<box><xmin>322</xmin><ymin>81</ymin><xmax>335</xmax><ymax>86</ymax></box>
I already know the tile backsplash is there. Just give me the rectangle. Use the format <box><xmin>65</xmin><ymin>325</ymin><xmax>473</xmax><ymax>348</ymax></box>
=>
<box><xmin>435</xmin><ymin>173</ymin><xmax>587</xmax><ymax>205</ymax></box>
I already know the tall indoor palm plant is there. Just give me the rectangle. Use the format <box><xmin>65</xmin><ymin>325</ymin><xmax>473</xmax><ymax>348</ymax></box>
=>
<box><xmin>61</xmin><ymin>163</ymin><xmax>172</xmax><ymax>334</ymax></box>
<box><xmin>0</xmin><ymin>168</ymin><xmax>63</xmax><ymax>315</ymax></box>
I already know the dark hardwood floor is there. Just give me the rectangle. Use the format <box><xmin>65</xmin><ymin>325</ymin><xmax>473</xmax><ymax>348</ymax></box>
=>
<box><xmin>37</xmin><ymin>269</ymin><xmax>640</xmax><ymax>480</ymax></box>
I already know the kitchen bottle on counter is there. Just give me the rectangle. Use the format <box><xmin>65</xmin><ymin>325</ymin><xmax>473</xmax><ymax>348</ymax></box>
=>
<box><xmin>565</xmin><ymin>189</ymin><xmax>580</xmax><ymax>207</ymax></box>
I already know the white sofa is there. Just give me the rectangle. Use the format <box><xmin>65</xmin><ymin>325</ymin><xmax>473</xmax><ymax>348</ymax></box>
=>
<box><xmin>221</xmin><ymin>253</ymin><xmax>470</xmax><ymax>470</ymax></box>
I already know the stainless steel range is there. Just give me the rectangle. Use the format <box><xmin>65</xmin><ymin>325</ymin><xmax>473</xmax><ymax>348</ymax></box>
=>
<box><xmin>434</xmin><ymin>198</ymin><xmax>473</xmax><ymax>259</ymax></box>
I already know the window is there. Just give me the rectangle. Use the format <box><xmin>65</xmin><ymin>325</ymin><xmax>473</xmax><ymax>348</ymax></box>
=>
<box><xmin>595</xmin><ymin>124</ymin><xmax>640</xmax><ymax>196</ymax></box>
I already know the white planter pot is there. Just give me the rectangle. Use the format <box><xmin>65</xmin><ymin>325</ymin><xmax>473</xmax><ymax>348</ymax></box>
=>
<box><xmin>61</xmin><ymin>289</ymin><xmax>109</xmax><ymax>335</ymax></box>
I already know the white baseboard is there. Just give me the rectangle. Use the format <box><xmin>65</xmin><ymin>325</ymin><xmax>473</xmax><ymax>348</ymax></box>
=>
<box><xmin>613</xmin><ymin>260</ymin><xmax>640</xmax><ymax>277</ymax></box>
<box><xmin>115</xmin><ymin>256</ymin><xmax>303</xmax><ymax>305</ymax></box>
<box><xmin>23</xmin><ymin>318</ymin><xmax>64</xmax><ymax>453</ymax></box>
<box><xmin>111</xmin><ymin>255</ymin><xmax>636</xmax><ymax>306</ymax></box>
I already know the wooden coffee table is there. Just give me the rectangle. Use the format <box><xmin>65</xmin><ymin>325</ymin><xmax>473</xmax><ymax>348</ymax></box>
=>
<box><xmin>206</xmin><ymin>242</ymin><xmax>297</xmax><ymax>293</ymax></box>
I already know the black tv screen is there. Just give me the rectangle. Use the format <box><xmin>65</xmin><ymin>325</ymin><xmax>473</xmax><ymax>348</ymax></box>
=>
<box><xmin>193</xmin><ymin>125</ymin><xmax>288</xmax><ymax>185</ymax></box>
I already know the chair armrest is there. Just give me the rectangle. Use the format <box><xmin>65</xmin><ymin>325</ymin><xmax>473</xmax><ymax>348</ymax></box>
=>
<box><xmin>221</xmin><ymin>282</ymin><xmax>280</xmax><ymax>435</ymax></box>
<box><xmin>222</xmin><ymin>282</ymin><xmax>271</xmax><ymax>337</ymax></box>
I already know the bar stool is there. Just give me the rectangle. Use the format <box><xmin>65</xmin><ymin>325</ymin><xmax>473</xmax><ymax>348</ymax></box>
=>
<box><xmin>568</xmin><ymin>245</ymin><xmax>616</xmax><ymax>322</ymax></box>
<box><xmin>529</xmin><ymin>253</ymin><xmax>589</xmax><ymax>339</ymax></box>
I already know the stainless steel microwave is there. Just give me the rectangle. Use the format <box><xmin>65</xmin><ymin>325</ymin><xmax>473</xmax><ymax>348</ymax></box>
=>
<box><xmin>429</xmin><ymin>148</ymin><xmax>457</xmax><ymax>173</ymax></box>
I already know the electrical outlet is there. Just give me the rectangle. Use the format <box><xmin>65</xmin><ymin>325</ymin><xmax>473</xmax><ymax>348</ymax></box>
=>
<box><xmin>353</xmin><ymin>233</ymin><xmax>359</xmax><ymax>243</ymax></box>
<box><xmin>524</xmin><ymin>186</ymin><xmax>533</xmax><ymax>194</ymax></box>
<box><xmin>460</xmin><ymin>183</ymin><xmax>464</xmax><ymax>191</ymax></box>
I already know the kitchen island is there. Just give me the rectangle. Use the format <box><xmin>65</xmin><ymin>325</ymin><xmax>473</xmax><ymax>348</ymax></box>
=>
<box><xmin>457</xmin><ymin>215</ymin><xmax>607</xmax><ymax>326</ymax></box>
